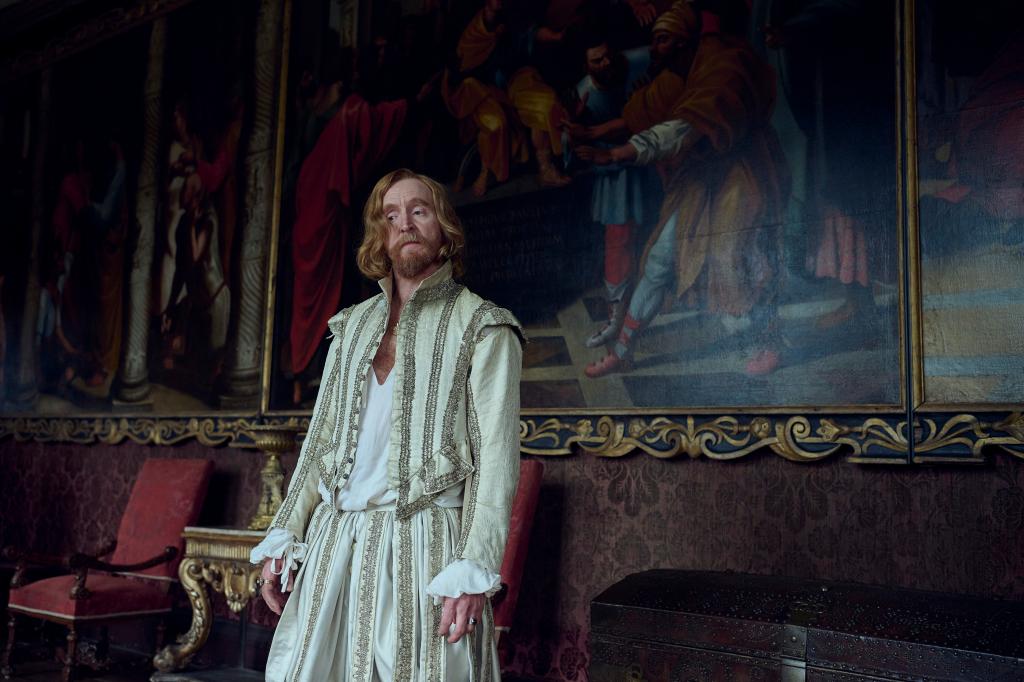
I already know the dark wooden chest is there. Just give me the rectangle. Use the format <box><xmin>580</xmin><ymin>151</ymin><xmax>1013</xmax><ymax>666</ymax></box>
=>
<box><xmin>590</xmin><ymin>570</ymin><xmax>1024</xmax><ymax>681</ymax></box>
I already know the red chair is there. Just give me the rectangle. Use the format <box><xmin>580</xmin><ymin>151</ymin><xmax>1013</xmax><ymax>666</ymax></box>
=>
<box><xmin>493</xmin><ymin>459</ymin><xmax>543</xmax><ymax>665</ymax></box>
<box><xmin>2</xmin><ymin>458</ymin><xmax>213</xmax><ymax>681</ymax></box>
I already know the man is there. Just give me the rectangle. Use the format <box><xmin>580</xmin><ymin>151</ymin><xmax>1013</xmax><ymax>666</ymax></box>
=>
<box><xmin>566</xmin><ymin>35</ymin><xmax>658</xmax><ymax>347</ymax></box>
<box><xmin>578</xmin><ymin>2</ymin><xmax>788</xmax><ymax>378</ymax></box>
<box><xmin>565</xmin><ymin>5</ymin><xmax>698</xmax><ymax>349</ymax></box>
<box><xmin>619</xmin><ymin>2</ymin><xmax>698</xmax><ymax>138</ymax></box>
<box><xmin>251</xmin><ymin>169</ymin><xmax>525</xmax><ymax>681</ymax></box>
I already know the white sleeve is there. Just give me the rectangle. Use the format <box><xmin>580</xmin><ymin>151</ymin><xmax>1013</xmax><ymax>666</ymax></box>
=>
<box><xmin>425</xmin><ymin>558</ymin><xmax>502</xmax><ymax>604</ymax></box>
<box><xmin>249</xmin><ymin>528</ymin><xmax>309</xmax><ymax>593</ymax></box>
<box><xmin>628</xmin><ymin>119</ymin><xmax>694</xmax><ymax>165</ymax></box>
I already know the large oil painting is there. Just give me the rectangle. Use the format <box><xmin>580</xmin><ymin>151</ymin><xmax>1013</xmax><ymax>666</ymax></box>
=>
<box><xmin>267</xmin><ymin>0</ymin><xmax>903</xmax><ymax>412</ymax></box>
<box><xmin>916</xmin><ymin>0</ymin><xmax>1024</xmax><ymax>407</ymax></box>
<box><xmin>0</xmin><ymin>0</ymin><xmax>276</xmax><ymax>416</ymax></box>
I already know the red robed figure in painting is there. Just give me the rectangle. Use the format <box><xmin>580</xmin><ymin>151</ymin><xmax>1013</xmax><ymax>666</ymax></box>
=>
<box><xmin>289</xmin><ymin>94</ymin><xmax>408</xmax><ymax>381</ymax></box>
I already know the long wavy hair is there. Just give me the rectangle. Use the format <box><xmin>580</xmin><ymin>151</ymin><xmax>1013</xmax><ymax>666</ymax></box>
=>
<box><xmin>357</xmin><ymin>169</ymin><xmax>466</xmax><ymax>280</ymax></box>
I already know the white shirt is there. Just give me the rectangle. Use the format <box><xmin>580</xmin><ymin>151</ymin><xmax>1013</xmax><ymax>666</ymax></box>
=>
<box><xmin>332</xmin><ymin>367</ymin><xmax>398</xmax><ymax>510</ymax></box>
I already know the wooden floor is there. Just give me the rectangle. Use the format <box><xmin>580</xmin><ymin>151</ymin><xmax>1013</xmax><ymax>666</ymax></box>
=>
<box><xmin>4</xmin><ymin>660</ymin><xmax>150</xmax><ymax>681</ymax></box>
<box><xmin>5</xmin><ymin>661</ymin><xmax>265</xmax><ymax>682</ymax></box>
<box><xmin>7</xmin><ymin>662</ymin><xmax>538</xmax><ymax>681</ymax></box>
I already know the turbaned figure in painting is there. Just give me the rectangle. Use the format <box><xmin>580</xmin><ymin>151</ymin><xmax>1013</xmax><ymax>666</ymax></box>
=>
<box><xmin>251</xmin><ymin>168</ymin><xmax>525</xmax><ymax>681</ymax></box>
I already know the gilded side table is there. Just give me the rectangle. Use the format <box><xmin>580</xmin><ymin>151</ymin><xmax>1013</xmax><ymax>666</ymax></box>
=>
<box><xmin>153</xmin><ymin>527</ymin><xmax>265</xmax><ymax>673</ymax></box>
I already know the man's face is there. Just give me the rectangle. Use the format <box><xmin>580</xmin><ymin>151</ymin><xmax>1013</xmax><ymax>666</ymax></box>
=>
<box><xmin>383</xmin><ymin>178</ymin><xmax>445</xmax><ymax>279</ymax></box>
<box><xmin>585</xmin><ymin>43</ymin><xmax>613</xmax><ymax>83</ymax></box>
<box><xmin>650</xmin><ymin>30</ymin><xmax>684</xmax><ymax>68</ymax></box>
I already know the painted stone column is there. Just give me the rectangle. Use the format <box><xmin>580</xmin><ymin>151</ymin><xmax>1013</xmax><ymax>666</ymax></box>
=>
<box><xmin>113</xmin><ymin>17</ymin><xmax>166</xmax><ymax>405</ymax></box>
<box><xmin>9</xmin><ymin>69</ymin><xmax>51</xmax><ymax>410</ymax></box>
<box><xmin>218</xmin><ymin>0</ymin><xmax>283</xmax><ymax>409</ymax></box>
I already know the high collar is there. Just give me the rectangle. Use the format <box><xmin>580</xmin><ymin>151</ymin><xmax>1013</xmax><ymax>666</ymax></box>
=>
<box><xmin>377</xmin><ymin>260</ymin><xmax>454</xmax><ymax>307</ymax></box>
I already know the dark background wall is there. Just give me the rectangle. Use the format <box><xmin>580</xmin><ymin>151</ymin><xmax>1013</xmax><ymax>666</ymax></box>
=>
<box><xmin>2</xmin><ymin>440</ymin><xmax>1022</xmax><ymax>680</ymax></box>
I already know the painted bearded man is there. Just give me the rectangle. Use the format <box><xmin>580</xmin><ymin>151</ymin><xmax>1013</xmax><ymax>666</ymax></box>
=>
<box><xmin>251</xmin><ymin>169</ymin><xmax>525</xmax><ymax>681</ymax></box>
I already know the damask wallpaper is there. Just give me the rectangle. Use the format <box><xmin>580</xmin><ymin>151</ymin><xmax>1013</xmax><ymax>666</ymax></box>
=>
<box><xmin>2</xmin><ymin>441</ymin><xmax>1021</xmax><ymax>680</ymax></box>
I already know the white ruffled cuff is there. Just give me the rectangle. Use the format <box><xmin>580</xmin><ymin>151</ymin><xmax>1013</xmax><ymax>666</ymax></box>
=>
<box><xmin>426</xmin><ymin>558</ymin><xmax>502</xmax><ymax>605</ymax></box>
<box><xmin>249</xmin><ymin>528</ymin><xmax>308</xmax><ymax>592</ymax></box>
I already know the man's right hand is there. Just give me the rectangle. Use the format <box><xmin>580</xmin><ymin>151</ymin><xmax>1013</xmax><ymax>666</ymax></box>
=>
<box><xmin>260</xmin><ymin>558</ymin><xmax>295</xmax><ymax>615</ymax></box>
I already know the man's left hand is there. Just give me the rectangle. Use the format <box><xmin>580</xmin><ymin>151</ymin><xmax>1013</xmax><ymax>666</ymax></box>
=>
<box><xmin>437</xmin><ymin>593</ymin><xmax>484</xmax><ymax>643</ymax></box>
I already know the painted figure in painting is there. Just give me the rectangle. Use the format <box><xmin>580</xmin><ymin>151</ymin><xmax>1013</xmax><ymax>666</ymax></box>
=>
<box><xmin>287</xmin><ymin>51</ymin><xmax>423</xmax><ymax>405</ymax></box>
<box><xmin>443</xmin><ymin>0</ymin><xmax>571</xmax><ymax>196</ymax></box>
<box><xmin>762</xmin><ymin>0</ymin><xmax>893</xmax><ymax>330</ymax></box>
<box><xmin>253</xmin><ymin>169</ymin><xmax>523</xmax><ymax>681</ymax></box>
<box><xmin>927</xmin><ymin>35</ymin><xmax>1024</xmax><ymax>240</ymax></box>
<box><xmin>39</xmin><ymin>136</ymin><xmax>127</xmax><ymax>391</ymax></box>
<box><xmin>158</xmin><ymin>97</ymin><xmax>235</xmax><ymax>375</ymax></box>
<box><xmin>578</xmin><ymin>2</ymin><xmax>788</xmax><ymax>378</ymax></box>
<box><xmin>567</xmin><ymin>32</ymin><xmax>659</xmax><ymax>348</ymax></box>
<box><xmin>161</xmin><ymin>172</ymin><xmax>231</xmax><ymax>365</ymax></box>
<box><xmin>158</xmin><ymin>100</ymin><xmax>197</xmax><ymax>369</ymax></box>
<box><xmin>916</xmin><ymin>5</ymin><xmax>1024</xmax><ymax>403</ymax></box>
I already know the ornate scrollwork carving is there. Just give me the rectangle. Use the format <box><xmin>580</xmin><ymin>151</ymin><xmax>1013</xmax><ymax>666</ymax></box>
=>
<box><xmin>913</xmin><ymin>412</ymin><xmax>1024</xmax><ymax>462</ymax></box>
<box><xmin>200</xmin><ymin>561</ymin><xmax>259</xmax><ymax>614</ymax></box>
<box><xmin>153</xmin><ymin>558</ymin><xmax>209</xmax><ymax>672</ymax></box>
<box><xmin>0</xmin><ymin>416</ymin><xmax>309</xmax><ymax>448</ymax></box>
<box><xmin>1</xmin><ymin>413</ymin><xmax>1020</xmax><ymax>462</ymax></box>
<box><xmin>521</xmin><ymin>413</ymin><xmax>1024</xmax><ymax>462</ymax></box>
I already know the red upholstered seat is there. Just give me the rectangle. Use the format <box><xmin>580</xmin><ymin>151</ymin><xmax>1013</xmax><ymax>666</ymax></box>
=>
<box><xmin>493</xmin><ymin>459</ymin><xmax>543</xmax><ymax>638</ymax></box>
<box><xmin>8</xmin><ymin>574</ymin><xmax>173</xmax><ymax>620</ymax></box>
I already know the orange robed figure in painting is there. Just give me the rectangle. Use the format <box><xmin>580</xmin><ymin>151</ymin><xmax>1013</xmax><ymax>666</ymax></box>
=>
<box><xmin>443</xmin><ymin>2</ymin><xmax>528</xmax><ymax>197</ymax></box>
<box><xmin>580</xmin><ymin>2</ymin><xmax>789</xmax><ymax>378</ymax></box>
<box><xmin>443</xmin><ymin>0</ymin><xmax>570</xmax><ymax>196</ymax></box>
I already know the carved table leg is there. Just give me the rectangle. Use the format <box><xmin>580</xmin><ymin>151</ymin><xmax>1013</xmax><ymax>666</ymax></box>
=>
<box><xmin>152</xmin><ymin>557</ymin><xmax>211</xmax><ymax>672</ymax></box>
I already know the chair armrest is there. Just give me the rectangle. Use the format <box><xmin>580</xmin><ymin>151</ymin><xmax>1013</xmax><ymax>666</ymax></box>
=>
<box><xmin>66</xmin><ymin>546</ymin><xmax>178</xmax><ymax>600</ymax></box>
<box><xmin>3</xmin><ymin>546</ymin><xmax>67</xmax><ymax>589</ymax></box>
<box><xmin>67</xmin><ymin>545</ymin><xmax>178</xmax><ymax>573</ymax></box>
<box><xmin>3</xmin><ymin>539</ymin><xmax>119</xmax><ymax>589</ymax></box>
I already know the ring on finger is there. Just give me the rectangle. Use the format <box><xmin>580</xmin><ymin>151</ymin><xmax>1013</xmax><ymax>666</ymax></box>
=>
<box><xmin>468</xmin><ymin>617</ymin><xmax>477</xmax><ymax>626</ymax></box>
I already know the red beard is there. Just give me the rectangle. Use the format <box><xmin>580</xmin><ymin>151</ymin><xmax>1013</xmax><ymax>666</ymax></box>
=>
<box><xmin>389</xmin><ymin>235</ymin><xmax>439</xmax><ymax>278</ymax></box>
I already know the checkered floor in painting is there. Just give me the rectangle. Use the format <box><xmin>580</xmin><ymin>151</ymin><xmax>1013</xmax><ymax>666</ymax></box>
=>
<box><xmin>520</xmin><ymin>279</ymin><xmax>903</xmax><ymax>410</ymax></box>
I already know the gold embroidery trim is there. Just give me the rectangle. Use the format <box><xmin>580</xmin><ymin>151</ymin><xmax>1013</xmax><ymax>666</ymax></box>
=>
<box><xmin>394</xmin><ymin>516</ymin><xmax>415</xmax><ymax>682</ymax></box>
<box><xmin>292</xmin><ymin>511</ymin><xmax>342</xmax><ymax>681</ymax></box>
<box><xmin>427</xmin><ymin>506</ymin><xmax>446</xmax><ymax>680</ymax></box>
<box><xmin>456</xmin><ymin>382</ymin><xmax>484</xmax><ymax>559</ymax></box>
<box><xmin>352</xmin><ymin>512</ymin><xmax>387</xmax><ymax>682</ymax></box>
<box><xmin>330</xmin><ymin>299</ymin><xmax>388</xmax><ymax>491</ymax></box>
<box><xmin>420</xmin><ymin>286</ymin><xmax>465</xmax><ymax>485</ymax></box>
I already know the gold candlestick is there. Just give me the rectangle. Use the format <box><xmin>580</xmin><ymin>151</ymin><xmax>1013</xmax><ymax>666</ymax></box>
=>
<box><xmin>245</xmin><ymin>423</ymin><xmax>304</xmax><ymax>530</ymax></box>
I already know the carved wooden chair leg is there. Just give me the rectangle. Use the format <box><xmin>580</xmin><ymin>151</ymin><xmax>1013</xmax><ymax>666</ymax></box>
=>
<box><xmin>62</xmin><ymin>626</ymin><xmax>77</xmax><ymax>682</ymax></box>
<box><xmin>1</xmin><ymin>612</ymin><xmax>15</xmax><ymax>679</ymax></box>
<box><xmin>155</xmin><ymin>620</ymin><xmax>167</xmax><ymax>653</ymax></box>
<box><xmin>97</xmin><ymin>625</ymin><xmax>110</xmax><ymax>668</ymax></box>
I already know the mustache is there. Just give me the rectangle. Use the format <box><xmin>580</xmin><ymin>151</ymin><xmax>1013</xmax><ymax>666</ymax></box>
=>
<box><xmin>397</xmin><ymin>232</ymin><xmax>422</xmax><ymax>246</ymax></box>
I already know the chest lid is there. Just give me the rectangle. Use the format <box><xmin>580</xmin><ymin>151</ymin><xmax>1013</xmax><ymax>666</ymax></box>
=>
<box><xmin>592</xmin><ymin>570</ymin><xmax>1024</xmax><ymax>679</ymax></box>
